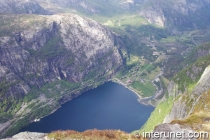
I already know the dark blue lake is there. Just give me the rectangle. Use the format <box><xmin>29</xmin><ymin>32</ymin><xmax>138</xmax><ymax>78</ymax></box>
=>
<box><xmin>21</xmin><ymin>82</ymin><xmax>154</xmax><ymax>133</ymax></box>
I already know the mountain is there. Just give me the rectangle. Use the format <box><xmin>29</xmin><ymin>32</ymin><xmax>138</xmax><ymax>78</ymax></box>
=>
<box><xmin>43</xmin><ymin>0</ymin><xmax>210</xmax><ymax>30</ymax></box>
<box><xmin>1</xmin><ymin>0</ymin><xmax>210</xmax><ymax>139</ymax></box>
<box><xmin>153</xmin><ymin>65</ymin><xmax>210</xmax><ymax>139</ymax></box>
<box><xmin>0</xmin><ymin>0</ymin><xmax>50</xmax><ymax>15</ymax></box>
<box><xmin>0</xmin><ymin>13</ymin><xmax>123</xmax><ymax>137</ymax></box>
<box><xmin>139</xmin><ymin>0</ymin><xmax>210</xmax><ymax>29</ymax></box>
<box><xmin>139</xmin><ymin>43</ymin><xmax>210</xmax><ymax>138</ymax></box>
<box><xmin>2</xmin><ymin>0</ymin><xmax>210</xmax><ymax>30</ymax></box>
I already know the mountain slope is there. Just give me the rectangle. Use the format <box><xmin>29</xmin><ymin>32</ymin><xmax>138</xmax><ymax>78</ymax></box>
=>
<box><xmin>153</xmin><ymin>65</ymin><xmax>210</xmax><ymax>139</ymax></box>
<box><xmin>139</xmin><ymin>0</ymin><xmax>210</xmax><ymax>29</ymax></box>
<box><xmin>0</xmin><ymin>13</ymin><xmax>123</xmax><ymax>137</ymax></box>
<box><xmin>139</xmin><ymin>43</ymin><xmax>210</xmax><ymax>134</ymax></box>
<box><xmin>2</xmin><ymin>0</ymin><xmax>210</xmax><ymax>30</ymax></box>
<box><xmin>0</xmin><ymin>0</ymin><xmax>50</xmax><ymax>15</ymax></box>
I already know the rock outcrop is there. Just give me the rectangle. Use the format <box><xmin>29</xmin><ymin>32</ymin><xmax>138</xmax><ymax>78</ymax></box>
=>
<box><xmin>152</xmin><ymin>124</ymin><xmax>196</xmax><ymax>140</ymax></box>
<box><xmin>164</xmin><ymin>65</ymin><xmax>210</xmax><ymax>123</ymax></box>
<box><xmin>151</xmin><ymin>65</ymin><xmax>210</xmax><ymax>139</ymax></box>
<box><xmin>2</xmin><ymin>132</ymin><xmax>46</xmax><ymax>140</ymax></box>
<box><xmin>192</xmin><ymin>66</ymin><xmax>210</xmax><ymax>95</ymax></box>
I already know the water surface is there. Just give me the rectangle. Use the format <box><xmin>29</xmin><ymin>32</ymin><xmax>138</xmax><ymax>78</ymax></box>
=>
<box><xmin>21</xmin><ymin>82</ymin><xmax>154</xmax><ymax>133</ymax></box>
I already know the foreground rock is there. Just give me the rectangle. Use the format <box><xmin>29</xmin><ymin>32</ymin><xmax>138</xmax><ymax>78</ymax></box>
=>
<box><xmin>2</xmin><ymin>132</ymin><xmax>46</xmax><ymax>140</ymax></box>
<box><xmin>152</xmin><ymin>124</ymin><xmax>196</xmax><ymax>140</ymax></box>
<box><xmin>2</xmin><ymin>130</ymin><xmax>146</xmax><ymax>140</ymax></box>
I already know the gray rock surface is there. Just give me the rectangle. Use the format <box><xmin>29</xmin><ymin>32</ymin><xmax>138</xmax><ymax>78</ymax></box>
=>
<box><xmin>152</xmin><ymin>124</ymin><xmax>196</xmax><ymax>140</ymax></box>
<box><xmin>139</xmin><ymin>0</ymin><xmax>210</xmax><ymax>28</ymax></box>
<box><xmin>192</xmin><ymin>66</ymin><xmax>210</xmax><ymax>95</ymax></box>
<box><xmin>1</xmin><ymin>132</ymin><xmax>46</xmax><ymax>140</ymax></box>
<box><xmin>0</xmin><ymin>13</ymin><xmax>123</xmax><ymax>99</ymax></box>
<box><xmin>164</xmin><ymin>65</ymin><xmax>210</xmax><ymax>123</ymax></box>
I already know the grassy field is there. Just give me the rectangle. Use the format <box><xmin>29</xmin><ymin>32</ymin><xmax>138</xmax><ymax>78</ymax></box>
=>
<box><xmin>130</xmin><ymin>81</ymin><xmax>156</xmax><ymax>97</ymax></box>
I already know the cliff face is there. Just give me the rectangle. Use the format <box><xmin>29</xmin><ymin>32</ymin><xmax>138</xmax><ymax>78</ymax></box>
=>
<box><xmin>139</xmin><ymin>0</ymin><xmax>210</xmax><ymax>28</ymax></box>
<box><xmin>0</xmin><ymin>13</ymin><xmax>123</xmax><ymax>137</ymax></box>
<box><xmin>140</xmin><ymin>43</ymin><xmax>210</xmax><ymax>134</ymax></box>
<box><xmin>150</xmin><ymin>65</ymin><xmax>210</xmax><ymax>140</ymax></box>
<box><xmin>0</xmin><ymin>13</ymin><xmax>122</xmax><ymax>95</ymax></box>
<box><xmin>163</xmin><ymin>44</ymin><xmax>210</xmax><ymax>123</ymax></box>
<box><xmin>164</xmin><ymin>65</ymin><xmax>210</xmax><ymax>123</ymax></box>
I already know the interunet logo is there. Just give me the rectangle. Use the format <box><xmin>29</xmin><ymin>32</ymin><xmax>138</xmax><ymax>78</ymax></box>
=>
<box><xmin>134</xmin><ymin>131</ymin><xmax>209</xmax><ymax>139</ymax></box>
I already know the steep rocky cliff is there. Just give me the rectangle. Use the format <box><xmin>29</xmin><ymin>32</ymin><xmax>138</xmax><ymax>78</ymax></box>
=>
<box><xmin>0</xmin><ymin>13</ymin><xmax>123</xmax><ymax>137</ymax></box>
<box><xmin>139</xmin><ymin>63</ymin><xmax>210</xmax><ymax>139</ymax></box>
<box><xmin>164</xmin><ymin>65</ymin><xmax>210</xmax><ymax>122</ymax></box>
<box><xmin>152</xmin><ymin>65</ymin><xmax>210</xmax><ymax>139</ymax></box>
<box><xmin>139</xmin><ymin>0</ymin><xmax>210</xmax><ymax>29</ymax></box>
<box><xmin>139</xmin><ymin>43</ymin><xmax>210</xmax><ymax>136</ymax></box>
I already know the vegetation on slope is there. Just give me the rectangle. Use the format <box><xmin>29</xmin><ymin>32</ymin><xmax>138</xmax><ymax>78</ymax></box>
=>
<box><xmin>74</xmin><ymin>1</ymin><xmax>210</xmax><ymax>98</ymax></box>
<box><xmin>1</xmin><ymin>76</ymin><xmax>110</xmax><ymax>138</ymax></box>
<box><xmin>0</xmin><ymin>12</ymin><xmax>122</xmax><ymax>138</ymax></box>
<box><xmin>139</xmin><ymin>43</ymin><xmax>210</xmax><ymax>134</ymax></box>
<box><xmin>179</xmin><ymin>42</ymin><xmax>210</xmax><ymax>69</ymax></box>
<box><xmin>173</xmin><ymin>53</ymin><xmax>210</xmax><ymax>92</ymax></box>
<box><xmin>139</xmin><ymin>97</ymin><xmax>174</xmax><ymax>133</ymax></box>
<box><xmin>48</xmin><ymin>129</ymin><xmax>146</xmax><ymax>140</ymax></box>
<box><xmin>0</xmin><ymin>14</ymin><xmax>47</xmax><ymax>37</ymax></box>
<box><xmin>1</xmin><ymin>80</ymin><xmax>80</xmax><ymax>137</ymax></box>
<box><xmin>171</xmin><ymin>90</ymin><xmax>210</xmax><ymax>133</ymax></box>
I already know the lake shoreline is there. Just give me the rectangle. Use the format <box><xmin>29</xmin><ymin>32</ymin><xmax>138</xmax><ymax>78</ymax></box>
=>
<box><xmin>29</xmin><ymin>79</ymin><xmax>155</xmax><ymax>126</ymax></box>
<box><xmin>111</xmin><ymin>78</ymin><xmax>155</xmax><ymax>106</ymax></box>
<box><xmin>3</xmin><ymin>79</ymin><xmax>154</xmax><ymax>138</ymax></box>
<box><xmin>20</xmin><ymin>81</ymin><xmax>154</xmax><ymax>133</ymax></box>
